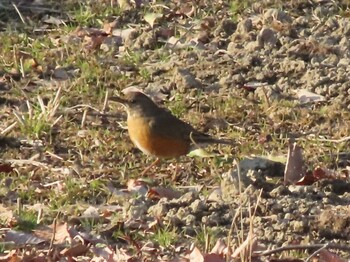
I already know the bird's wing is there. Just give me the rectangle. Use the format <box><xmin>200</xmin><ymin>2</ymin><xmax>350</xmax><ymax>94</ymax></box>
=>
<box><xmin>148</xmin><ymin>110</ymin><xmax>199</xmax><ymax>141</ymax></box>
<box><xmin>148</xmin><ymin>110</ymin><xmax>229</xmax><ymax>146</ymax></box>
<box><xmin>149</xmin><ymin>110</ymin><xmax>234</xmax><ymax>145</ymax></box>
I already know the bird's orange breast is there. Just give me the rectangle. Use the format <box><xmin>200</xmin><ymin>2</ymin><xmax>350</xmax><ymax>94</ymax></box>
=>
<box><xmin>127</xmin><ymin>117</ymin><xmax>190</xmax><ymax>158</ymax></box>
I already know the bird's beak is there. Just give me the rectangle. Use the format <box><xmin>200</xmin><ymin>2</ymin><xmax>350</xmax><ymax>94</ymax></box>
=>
<box><xmin>109</xmin><ymin>96</ymin><xmax>128</xmax><ymax>106</ymax></box>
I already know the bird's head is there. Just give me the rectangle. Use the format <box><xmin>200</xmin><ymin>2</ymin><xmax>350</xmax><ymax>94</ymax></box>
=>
<box><xmin>110</xmin><ymin>91</ymin><xmax>159</xmax><ymax>117</ymax></box>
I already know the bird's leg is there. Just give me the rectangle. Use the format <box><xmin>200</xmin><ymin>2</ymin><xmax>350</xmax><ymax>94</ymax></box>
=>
<box><xmin>141</xmin><ymin>158</ymin><xmax>160</xmax><ymax>176</ymax></box>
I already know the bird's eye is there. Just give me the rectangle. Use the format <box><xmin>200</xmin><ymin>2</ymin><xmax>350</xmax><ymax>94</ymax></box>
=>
<box><xmin>129</xmin><ymin>99</ymin><xmax>135</xmax><ymax>103</ymax></box>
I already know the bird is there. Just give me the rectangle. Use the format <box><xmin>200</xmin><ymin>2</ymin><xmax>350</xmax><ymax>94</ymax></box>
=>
<box><xmin>110</xmin><ymin>90</ymin><xmax>233</xmax><ymax>176</ymax></box>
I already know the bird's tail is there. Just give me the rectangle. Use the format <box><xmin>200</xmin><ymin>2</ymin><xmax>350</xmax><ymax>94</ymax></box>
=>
<box><xmin>190</xmin><ymin>132</ymin><xmax>236</xmax><ymax>146</ymax></box>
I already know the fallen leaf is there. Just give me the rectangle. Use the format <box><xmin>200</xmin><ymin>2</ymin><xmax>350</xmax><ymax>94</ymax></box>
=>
<box><xmin>211</xmin><ymin>239</ymin><xmax>227</xmax><ymax>256</ymax></box>
<box><xmin>318</xmin><ymin>249</ymin><xmax>347</xmax><ymax>262</ymax></box>
<box><xmin>34</xmin><ymin>222</ymin><xmax>72</xmax><ymax>244</ymax></box>
<box><xmin>269</xmin><ymin>259</ymin><xmax>303</xmax><ymax>262</ymax></box>
<box><xmin>258</xmin><ymin>134</ymin><xmax>273</xmax><ymax>144</ymax></box>
<box><xmin>189</xmin><ymin>245</ymin><xmax>204</xmax><ymax>262</ymax></box>
<box><xmin>188</xmin><ymin>148</ymin><xmax>216</xmax><ymax>157</ymax></box>
<box><xmin>156</xmin><ymin>27</ymin><xmax>175</xmax><ymax>39</ymax></box>
<box><xmin>203</xmin><ymin>253</ymin><xmax>225</xmax><ymax>262</ymax></box>
<box><xmin>295</xmin><ymin>89</ymin><xmax>326</xmax><ymax>104</ymax></box>
<box><xmin>242</xmin><ymin>81</ymin><xmax>268</xmax><ymax>92</ymax></box>
<box><xmin>200</xmin><ymin>17</ymin><xmax>215</xmax><ymax>30</ymax></box>
<box><xmin>0</xmin><ymin>250</ymin><xmax>17</xmax><ymax>262</ymax></box>
<box><xmin>0</xmin><ymin>163</ymin><xmax>14</xmax><ymax>173</ymax></box>
<box><xmin>61</xmin><ymin>244</ymin><xmax>89</xmax><ymax>257</ymax></box>
<box><xmin>207</xmin><ymin>187</ymin><xmax>222</xmax><ymax>202</ymax></box>
<box><xmin>313</xmin><ymin>166</ymin><xmax>343</xmax><ymax>180</ymax></box>
<box><xmin>4</xmin><ymin>230</ymin><xmax>46</xmax><ymax>245</ymax></box>
<box><xmin>112</xmin><ymin>28</ymin><xmax>137</xmax><ymax>40</ymax></box>
<box><xmin>0</xmin><ymin>204</ymin><xmax>14</xmax><ymax>224</ymax></box>
<box><xmin>295</xmin><ymin>170</ymin><xmax>317</xmax><ymax>185</ymax></box>
<box><xmin>42</xmin><ymin>15</ymin><xmax>66</xmax><ymax>25</ymax></box>
<box><xmin>91</xmin><ymin>245</ymin><xmax>130</xmax><ymax>261</ymax></box>
<box><xmin>144</xmin><ymin>12</ymin><xmax>163</xmax><ymax>28</ymax></box>
<box><xmin>83</xmin><ymin>34</ymin><xmax>108</xmax><ymax>51</ymax></box>
<box><xmin>284</xmin><ymin>141</ymin><xmax>305</xmax><ymax>185</ymax></box>
<box><xmin>166</xmin><ymin>36</ymin><xmax>187</xmax><ymax>49</ymax></box>
<box><xmin>127</xmin><ymin>179</ymin><xmax>148</xmax><ymax>195</ymax></box>
<box><xmin>147</xmin><ymin>186</ymin><xmax>182</xmax><ymax>200</ymax></box>
<box><xmin>103</xmin><ymin>20</ymin><xmax>117</xmax><ymax>35</ymax></box>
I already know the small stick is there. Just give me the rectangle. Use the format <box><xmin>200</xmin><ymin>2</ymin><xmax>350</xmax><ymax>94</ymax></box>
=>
<box><xmin>2</xmin><ymin>159</ymin><xmax>48</xmax><ymax>168</ymax></box>
<box><xmin>305</xmin><ymin>243</ymin><xmax>329</xmax><ymax>262</ymax></box>
<box><xmin>171</xmin><ymin>22</ymin><xmax>196</xmax><ymax>52</ymax></box>
<box><xmin>17</xmin><ymin>198</ymin><xmax>22</xmax><ymax>217</ymax></box>
<box><xmin>81</xmin><ymin>108</ymin><xmax>88</xmax><ymax>128</ymax></box>
<box><xmin>12</xmin><ymin>3</ymin><xmax>26</xmax><ymax>24</ymax></box>
<box><xmin>48</xmin><ymin>212</ymin><xmax>61</xmax><ymax>257</ymax></box>
<box><xmin>254</xmin><ymin>243</ymin><xmax>350</xmax><ymax>257</ymax></box>
<box><xmin>0</xmin><ymin>122</ymin><xmax>17</xmax><ymax>135</ymax></box>
<box><xmin>102</xmin><ymin>90</ymin><xmax>109</xmax><ymax>113</ymax></box>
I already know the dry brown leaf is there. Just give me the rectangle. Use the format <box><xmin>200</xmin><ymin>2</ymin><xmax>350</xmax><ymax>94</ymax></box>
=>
<box><xmin>188</xmin><ymin>244</ymin><xmax>226</xmax><ymax>262</ymax></box>
<box><xmin>156</xmin><ymin>27</ymin><xmax>175</xmax><ymax>39</ymax></box>
<box><xmin>34</xmin><ymin>222</ymin><xmax>72</xmax><ymax>244</ymax></box>
<box><xmin>284</xmin><ymin>141</ymin><xmax>304</xmax><ymax>185</ymax></box>
<box><xmin>60</xmin><ymin>244</ymin><xmax>89</xmax><ymax>257</ymax></box>
<box><xmin>200</xmin><ymin>17</ymin><xmax>215</xmax><ymax>30</ymax></box>
<box><xmin>0</xmin><ymin>204</ymin><xmax>14</xmax><ymax>224</ymax></box>
<box><xmin>103</xmin><ymin>20</ymin><xmax>117</xmax><ymax>35</ymax></box>
<box><xmin>111</xmin><ymin>28</ymin><xmax>137</xmax><ymax>39</ymax></box>
<box><xmin>83</xmin><ymin>34</ymin><xmax>108</xmax><ymax>51</ymax></box>
<box><xmin>269</xmin><ymin>259</ymin><xmax>303</xmax><ymax>262</ymax></box>
<box><xmin>0</xmin><ymin>250</ymin><xmax>18</xmax><ymax>262</ymax></box>
<box><xmin>189</xmin><ymin>245</ymin><xmax>204</xmax><ymax>262</ymax></box>
<box><xmin>210</xmin><ymin>239</ymin><xmax>227</xmax><ymax>256</ymax></box>
<box><xmin>147</xmin><ymin>186</ymin><xmax>182</xmax><ymax>200</ymax></box>
<box><xmin>56</xmin><ymin>223</ymin><xmax>79</xmax><ymax>243</ymax></box>
<box><xmin>295</xmin><ymin>170</ymin><xmax>316</xmax><ymax>185</ymax></box>
<box><xmin>144</xmin><ymin>12</ymin><xmax>163</xmax><ymax>28</ymax></box>
<box><xmin>91</xmin><ymin>245</ymin><xmax>131</xmax><ymax>261</ymax></box>
<box><xmin>203</xmin><ymin>253</ymin><xmax>225</xmax><ymax>262</ymax></box>
<box><xmin>317</xmin><ymin>249</ymin><xmax>347</xmax><ymax>262</ymax></box>
<box><xmin>313</xmin><ymin>166</ymin><xmax>345</xmax><ymax>180</ymax></box>
<box><xmin>127</xmin><ymin>179</ymin><xmax>148</xmax><ymax>195</ymax></box>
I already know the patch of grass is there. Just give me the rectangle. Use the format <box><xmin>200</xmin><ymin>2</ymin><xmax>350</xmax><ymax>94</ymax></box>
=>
<box><xmin>151</xmin><ymin>225</ymin><xmax>178</xmax><ymax>248</ymax></box>
<box><xmin>155</xmin><ymin>49</ymin><xmax>172</xmax><ymax>62</ymax></box>
<box><xmin>13</xmin><ymin>88</ymin><xmax>62</xmax><ymax>139</ymax></box>
<box><xmin>47</xmin><ymin>175</ymin><xmax>110</xmax><ymax>210</ymax></box>
<box><xmin>121</xmin><ymin>49</ymin><xmax>145</xmax><ymax>67</ymax></box>
<box><xmin>0</xmin><ymin>243</ymin><xmax>5</xmax><ymax>253</ymax></box>
<box><xmin>230</xmin><ymin>0</ymin><xmax>251</xmax><ymax>22</ymax></box>
<box><xmin>194</xmin><ymin>225</ymin><xmax>220</xmax><ymax>253</ymax></box>
<box><xmin>15</xmin><ymin>209</ymin><xmax>38</xmax><ymax>232</ymax></box>
<box><xmin>70</xmin><ymin>4</ymin><xmax>97</xmax><ymax>26</ymax></box>
<box><xmin>111</xmin><ymin>226</ymin><xmax>125</xmax><ymax>241</ymax></box>
<box><xmin>139</xmin><ymin>67</ymin><xmax>152</xmax><ymax>81</ymax></box>
<box><xmin>166</xmin><ymin>94</ymin><xmax>187</xmax><ymax>118</ymax></box>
